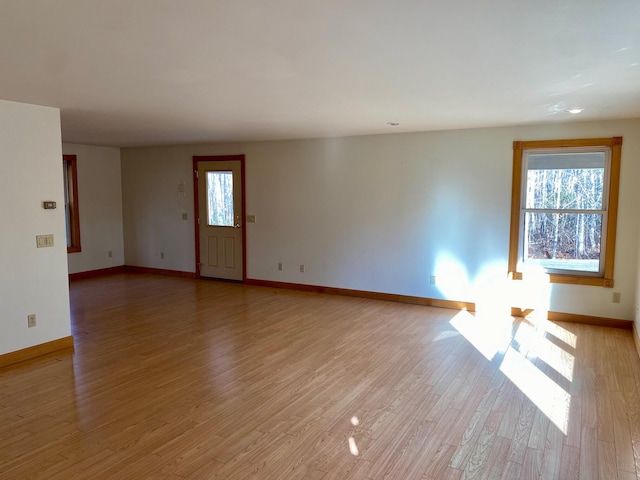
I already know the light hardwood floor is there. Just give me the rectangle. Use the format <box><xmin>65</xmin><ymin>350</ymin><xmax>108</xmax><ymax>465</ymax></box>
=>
<box><xmin>1</xmin><ymin>273</ymin><xmax>640</xmax><ymax>479</ymax></box>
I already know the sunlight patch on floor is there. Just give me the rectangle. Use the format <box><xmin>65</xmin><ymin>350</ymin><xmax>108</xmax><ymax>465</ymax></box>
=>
<box><xmin>514</xmin><ymin>320</ymin><xmax>575</xmax><ymax>381</ymax></box>
<box><xmin>449</xmin><ymin>310</ymin><xmax>513</xmax><ymax>361</ymax></box>
<box><xmin>500</xmin><ymin>346</ymin><xmax>571</xmax><ymax>433</ymax></box>
<box><xmin>544</xmin><ymin>321</ymin><xmax>578</xmax><ymax>349</ymax></box>
<box><xmin>348</xmin><ymin>437</ymin><xmax>359</xmax><ymax>456</ymax></box>
<box><xmin>432</xmin><ymin>330</ymin><xmax>461</xmax><ymax>342</ymax></box>
<box><xmin>450</xmin><ymin>296</ymin><xmax>573</xmax><ymax>434</ymax></box>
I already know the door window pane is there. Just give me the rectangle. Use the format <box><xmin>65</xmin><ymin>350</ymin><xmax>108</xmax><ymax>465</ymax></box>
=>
<box><xmin>207</xmin><ymin>171</ymin><xmax>234</xmax><ymax>226</ymax></box>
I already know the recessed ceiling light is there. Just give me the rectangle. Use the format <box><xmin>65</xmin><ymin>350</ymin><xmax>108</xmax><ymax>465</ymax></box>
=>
<box><xmin>387</xmin><ymin>122</ymin><xmax>400</xmax><ymax>126</ymax></box>
<box><xmin>567</xmin><ymin>108</ymin><xmax>584</xmax><ymax>114</ymax></box>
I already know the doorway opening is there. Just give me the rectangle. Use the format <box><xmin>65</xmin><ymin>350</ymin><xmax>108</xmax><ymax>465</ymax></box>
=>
<box><xmin>193</xmin><ymin>155</ymin><xmax>246</xmax><ymax>281</ymax></box>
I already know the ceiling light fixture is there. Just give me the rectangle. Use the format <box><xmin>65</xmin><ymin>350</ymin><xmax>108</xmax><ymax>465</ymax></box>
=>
<box><xmin>567</xmin><ymin>108</ymin><xmax>584</xmax><ymax>114</ymax></box>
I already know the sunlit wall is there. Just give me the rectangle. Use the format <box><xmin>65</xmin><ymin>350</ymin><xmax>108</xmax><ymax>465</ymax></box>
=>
<box><xmin>121</xmin><ymin>119</ymin><xmax>640</xmax><ymax>321</ymax></box>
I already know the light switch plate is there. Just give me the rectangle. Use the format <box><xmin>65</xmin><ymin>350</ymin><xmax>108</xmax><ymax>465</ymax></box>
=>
<box><xmin>36</xmin><ymin>234</ymin><xmax>54</xmax><ymax>248</ymax></box>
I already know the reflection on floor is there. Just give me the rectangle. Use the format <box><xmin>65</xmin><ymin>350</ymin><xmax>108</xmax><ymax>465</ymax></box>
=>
<box><xmin>1</xmin><ymin>273</ymin><xmax>639</xmax><ymax>479</ymax></box>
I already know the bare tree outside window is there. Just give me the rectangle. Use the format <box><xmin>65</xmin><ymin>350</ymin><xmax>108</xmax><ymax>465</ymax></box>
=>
<box><xmin>523</xmin><ymin>153</ymin><xmax>605</xmax><ymax>273</ymax></box>
<box><xmin>206</xmin><ymin>171</ymin><xmax>234</xmax><ymax>227</ymax></box>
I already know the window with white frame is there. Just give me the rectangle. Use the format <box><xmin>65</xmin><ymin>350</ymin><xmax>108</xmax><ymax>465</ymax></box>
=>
<box><xmin>508</xmin><ymin>137</ymin><xmax>622</xmax><ymax>287</ymax></box>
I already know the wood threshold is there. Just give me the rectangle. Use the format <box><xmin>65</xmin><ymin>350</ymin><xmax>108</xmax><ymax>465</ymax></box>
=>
<box><xmin>0</xmin><ymin>336</ymin><xmax>74</xmax><ymax>369</ymax></box>
<box><xmin>124</xmin><ymin>265</ymin><xmax>196</xmax><ymax>279</ymax></box>
<box><xmin>69</xmin><ymin>265</ymin><xmax>125</xmax><ymax>281</ymax></box>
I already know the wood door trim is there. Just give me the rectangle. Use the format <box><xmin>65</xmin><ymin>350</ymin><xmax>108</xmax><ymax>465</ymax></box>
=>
<box><xmin>193</xmin><ymin>155</ymin><xmax>246</xmax><ymax>281</ymax></box>
<box><xmin>63</xmin><ymin>154</ymin><xmax>82</xmax><ymax>253</ymax></box>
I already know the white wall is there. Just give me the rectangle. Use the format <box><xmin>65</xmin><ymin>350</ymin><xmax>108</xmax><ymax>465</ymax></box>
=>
<box><xmin>63</xmin><ymin>143</ymin><xmax>124</xmax><ymax>274</ymax></box>
<box><xmin>121</xmin><ymin>119</ymin><xmax>640</xmax><ymax>321</ymax></box>
<box><xmin>121</xmin><ymin>146</ymin><xmax>215</xmax><ymax>272</ymax></box>
<box><xmin>0</xmin><ymin>99</ymin><xmax>71</xmax><ymax>356</ymax></box>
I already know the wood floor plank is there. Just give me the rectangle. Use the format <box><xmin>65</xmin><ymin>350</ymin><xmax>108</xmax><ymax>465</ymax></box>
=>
<box><xmin>420</xmin><ymin>442</ymin><xmax>461</xmax><ymax>480</ymax></box>
<box><xmin>460</xmin><ymin>410</ymin><xmax>502</xmax><ymax>479</ymax></box>
<box><xmin>363</xmin><ymin>419</ymin><xmax>436</xmax><ymax>479</ymax></box>
<box><xmin>477</xmin><ymin>435</ymin><xmax>511</xmax><ymax>480</ymax></box>
<box><xmin>596</xmin><ymin>374</ymin><xmax>615</xmax><ymax>444</ymax></box>
<box><xmin>598</xmin><ymin>440</ymin><xmax>617</xmax><ymax>480</ymax></box>
<box><xmin>499</xmin><ymin>460</ymin><xmax>522</xmax><ymax>480</ymax></box>
<box><xmin>611</xmin><ymin>390</ymin><xmax>636</xmax><ymax>473</ymax></box>
<box><xmin>507</xmin><ymin>399</ymin><xmax>537</xmax><ymax>465</ymax></box>
<box><xmin>527</xmin><ymin>404</ymin><xmax>551</xmax><ymax>451</ymax></box>
<box><xmin>581</xmin><ymin>367</ymin><xmax>598</xmax><ymax>429</ymax></box>
<box><xmin>541</xmin><ymin>421</ymin><xmax>564</xmax><ymax>480</ymax></box>
<box><xmin>564</xmin><ymin>364</ymin><xmax>583</xmax><ymax>448</ymax></box>
<box><xmin>449</xmin><ymin>388</ymin><xmax>499</xmax><ymax>469</ymax></box>
<box><xmin>559</xmin><ymin>444</ymin><xmax>580</xmax><ymax>480</ymax></box>
<box><xmin>633</xmin><ymin>441</ymin><xmax>640</xmax><ymax>478</ymax></box>
<box><xmin>0</xmin><ymin>273</ymin><xmax>637</xmax><ymax>479</ymax></box>
<box><xmin>617</xmin><ymin>470</ymin><xmax>638</xmax><ymax>480</ymax></box>
<box><xmin>579</xmin><ymin>426</ymin><xmax>598</xmax><ymax>480</ymax></box>
<box><xmin>623</xmin><ymin>375</ymin><xmax>640</xmax><ymax>444</ymax></box>
<box><xmin>521</xmin><ymin>447</ymin><xmax>543</xmax><ymax>480</ymax></box>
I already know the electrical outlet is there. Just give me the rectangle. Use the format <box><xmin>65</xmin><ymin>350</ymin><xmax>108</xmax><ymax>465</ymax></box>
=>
<box><xmin>612</xmin><ymin>292</ymin><xmax>621</xmax><ymax>303</ymax></box>
<box><xmin>278</xmin><ymin>262</ymin><xmax>283</xmax><ymax>271</ymax></box>
<box><xmin>182</xmin><ymin>213</ymin><xmax>188</xmax><ymax>220</ymax></box>
<box><xmin>27</xmin><ymin>314</ymin><xmax>36</xmax><ymax>328</ymax></box>
<box><xmin>430</xmin><ymin>276</ymin><xmax>436</xmax><ymax>285</ymax></box>
<box><xmin>160</xmin><ymin>252</ymin><xmax>165</xmax><ymax>259</ymax></box>
<box><xmin>300</xmin><ymin>264</ymin><xmax>305</xmax><ymax>273</ymax></box>
<box><xmin>108</xmin><ymin>250</ymin><xmax>112</xmax><ymax>258</ymax></box>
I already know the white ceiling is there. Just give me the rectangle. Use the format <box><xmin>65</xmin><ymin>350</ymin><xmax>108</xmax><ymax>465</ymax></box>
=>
<box><xmin>1</xmin><ymin>0</ymin><xmax>639</xmax><ymax>147</ymax></box>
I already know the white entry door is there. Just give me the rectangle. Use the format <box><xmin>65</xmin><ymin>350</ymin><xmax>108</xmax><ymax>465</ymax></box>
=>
<box><xmin>197</xmin><ymin>160</ymin><xmax>243</xmax><ymax>280</ymax></box>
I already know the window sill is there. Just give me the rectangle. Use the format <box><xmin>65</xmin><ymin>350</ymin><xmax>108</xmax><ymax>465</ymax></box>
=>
<box><xmin>510</xmin><ymin>271</ymin><xmax>613</xmax><ymax>287</ymax></box>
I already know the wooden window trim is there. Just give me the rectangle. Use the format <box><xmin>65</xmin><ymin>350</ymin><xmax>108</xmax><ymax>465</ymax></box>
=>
<box><xmin>508</xmin><ymin>137</ymin><xmax>622</xmax><ymax>288</ymax></box>
<box><xmin>64</xmin><ymin>154</ymin><xmax>82</xmax><ymax>253</ymax></box>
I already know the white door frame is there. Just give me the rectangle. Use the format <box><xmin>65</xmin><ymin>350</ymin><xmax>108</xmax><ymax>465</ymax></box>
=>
<box><xmin>193</xmin><ymin>154</ymin><xmax>246</xmax><ymax>281</ymax></box>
